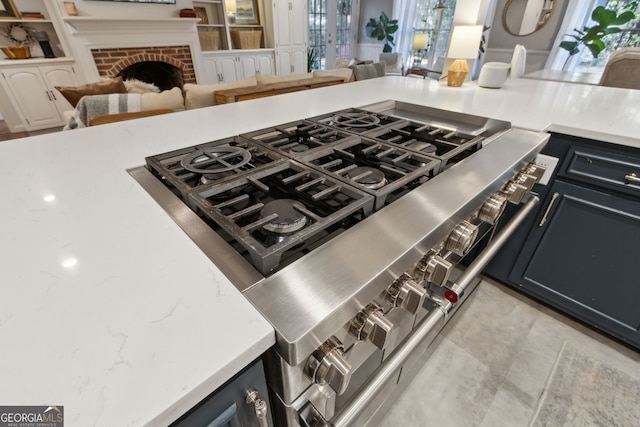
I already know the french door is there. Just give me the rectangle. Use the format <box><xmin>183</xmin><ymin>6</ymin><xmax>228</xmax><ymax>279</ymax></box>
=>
<box><xmin>308</xmin><ymin>0</ymin><xmax>359</xmax><ymax>70</ymax></box>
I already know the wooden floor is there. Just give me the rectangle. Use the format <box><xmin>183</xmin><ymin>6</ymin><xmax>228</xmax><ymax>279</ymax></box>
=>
<box><xmin>0</xmin><ymin>120</ymin><xmax>30</xmax><ymax>142</ymax></box>
<box><xmin>0</xmin><ymin>120</ymin><xmax>60</xmax><ymax>142</ymax></box>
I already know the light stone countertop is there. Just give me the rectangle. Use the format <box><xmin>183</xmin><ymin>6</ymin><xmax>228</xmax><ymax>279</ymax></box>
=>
<box><xmin>524</xmin><ymin>69</ymin><xmax>604</xmax><ymax>86</ymax></box>
<box><xmin>0</xmin><ymin>76</ymin><xmax>638</xmax><ymax>426</ymax></box>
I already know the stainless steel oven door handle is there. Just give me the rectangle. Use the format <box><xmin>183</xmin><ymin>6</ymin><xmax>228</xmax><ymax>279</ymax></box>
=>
<box><xmin>329</xmin><ymin>194</ymin><xmax>540</xmax><ymax>427</ymax></box>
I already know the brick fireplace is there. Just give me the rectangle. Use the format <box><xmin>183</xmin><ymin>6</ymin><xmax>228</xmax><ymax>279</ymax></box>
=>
<box><xmin>62</xmin><ymin>18</ymin><xmax>204</xmax><ymax>85</ymax></box>
<box><xmin>91</xmin><ymin>46</ymin><xmax>196</xmax><ymax>86</ymax></box>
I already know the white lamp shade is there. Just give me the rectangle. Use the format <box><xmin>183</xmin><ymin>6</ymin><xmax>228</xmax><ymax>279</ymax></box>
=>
<box><xmin>447</xmin><ymin>25</ymin><xmax>483</xmax><ymax>59</ymax></box>
<box><xmin>412</xmin><ymin>33</ymin><xmax>428</xmax><ymax>50</ymax></box>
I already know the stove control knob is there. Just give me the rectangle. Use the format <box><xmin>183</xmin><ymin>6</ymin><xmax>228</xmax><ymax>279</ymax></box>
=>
<box><xmin>478</xmin><ymin>193</ymin><xmax>508</xmax><ymax>225</ymax></box>
<box><xmin>304</xmin><ymin>336</ymin><xmax>352</xmax><ymax>395</ymax></box>
<box><xmin>501</xmin><ymin>181</ymin><xmax>528</xmax><ymax>204</ymax></box>
<box><xmin>386</xmin><ymin>273</ymin><xmax>427</xmax><ymax>314</ymax></box>
<box><xmin>414</xmin><ymin>249</ymin><xmax>452</xmax><ymax>287</ymax></box>
<box><xmin>515</xmin><ymin>173</ymin><xmax>538</xmax><ymax>192</ymax></box>
<box><xmin>522</xmin><ymin>162</ymin><xmax>546</xmax><ymax>182</ymax></box>
<box><xmin>445</xmin><ymin>220</ymin><xmax>478</xmax><ymax>256</ymax></box>
<box><xmin>350</xmin><ymin>303</ymin><xmax>394</xmax><ymax>350</ymax></box>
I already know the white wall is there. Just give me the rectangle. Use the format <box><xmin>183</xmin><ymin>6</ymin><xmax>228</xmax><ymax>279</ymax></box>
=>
<box><xmin>485</xmin><ymin>0</ymin><xmax>570</xmax><ymax>72</ymax></box>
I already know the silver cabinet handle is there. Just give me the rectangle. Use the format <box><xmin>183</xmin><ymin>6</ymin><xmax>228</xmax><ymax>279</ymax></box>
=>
<box><xmin>46</xmin><ymin>91</ymin><xmax>52</xmax><ymax>101</ymax></box>
<box><xmin>246</xmin><ymin>389</ymin><xmax>269</xmax><ymax>427</ymax></box>
<box><xmin>539</xmin><ymin>192</ymin><xmax>559</xmax><ymax>227</ymax></box>
<box><xmin>50</xmin><ymin>90</ymin><xmax>57</xmax><ymax>101</ymax></box>
<box><xmin>624</xmin><ymin>173</ymin><xmax>640</xmax><ymax>184</ymax></box>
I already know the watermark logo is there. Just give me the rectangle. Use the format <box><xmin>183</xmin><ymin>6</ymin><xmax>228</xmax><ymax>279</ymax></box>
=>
<box><xmin>0</xmin><ymin>406</ymin><xmax>63</xmax><ymax>427</ymax></box>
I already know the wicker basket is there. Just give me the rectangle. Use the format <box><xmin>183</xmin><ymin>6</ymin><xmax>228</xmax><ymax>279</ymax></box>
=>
<box><xmin>230</xmin><ymin>30</ymin><xmax>262</xmax><ymax>49</ymax></box>
<box><xmin>198</xmin><ymin>30</ymin><xmax>221</xmax><ymax>51</ymax></box>
<box><xmin>1</xmin><ymin>47</ymin><xmax>31</xmax><ymax>59</ymax></box>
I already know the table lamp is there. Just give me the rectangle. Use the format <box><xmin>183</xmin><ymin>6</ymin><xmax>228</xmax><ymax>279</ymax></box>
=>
<box><xmin>446</xmin><ymin>25</ymin><xmax>483</xmax><ymax>87</ymax></box>
<box><xmin>412</xmin><ymin>33</ymin><xmax>428</xmax><ymax>65</ymax></box>
<box><xmin>226</xmin><ymin>0</ymin><xmax>237</xmax><ymax>23</ymax></box>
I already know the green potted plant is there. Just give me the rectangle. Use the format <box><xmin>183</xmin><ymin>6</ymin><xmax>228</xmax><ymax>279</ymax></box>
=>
<box><xmin>560</xmin><ymin>3</ymin><xmax>638</xmax><ymax>60</ymax></box>
<box><xmin>307</xmin><ymin>47</ymin><xmax>319</xmax><ymax>72</ymax></box>
<box><xmin>366</xmin><ymin>12</ymin><xmax>398</xmax><ymax>53</ymax></box>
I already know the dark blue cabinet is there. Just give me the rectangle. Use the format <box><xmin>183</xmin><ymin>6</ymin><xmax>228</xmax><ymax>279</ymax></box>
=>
<box><xmin>509</xmin><ymin>180</ymin><xmax>640</xmax><ymax>347</ymax></box>
<box><xmin>481</xmin><ymin>133</ymin><xmax>640</xmax><ymax>349</ymax></box>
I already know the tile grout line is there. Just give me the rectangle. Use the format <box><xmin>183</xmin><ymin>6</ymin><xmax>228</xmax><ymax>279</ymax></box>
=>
<box><xmin>527</xmin><ymin>339</ymin><xmax>568</xmax><ymax>427</ymax></box>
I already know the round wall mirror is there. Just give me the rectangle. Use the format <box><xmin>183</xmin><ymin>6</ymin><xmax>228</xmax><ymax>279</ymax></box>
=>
<box><xmin>503</xmin><ymin>0</ymin><xmax>556</xmax><ymax>36</ymax></box>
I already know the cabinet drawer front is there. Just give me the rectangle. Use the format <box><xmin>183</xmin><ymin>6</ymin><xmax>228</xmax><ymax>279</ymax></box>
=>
<box><xmin>560</xmin><ymin>146</ymin><xmax>640</xmax><ymax>196</ymax></box>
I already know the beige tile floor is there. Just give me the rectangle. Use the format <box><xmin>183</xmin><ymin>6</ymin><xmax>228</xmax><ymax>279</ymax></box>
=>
<box><xmin>379</xmin><ymin>278</ymin><xmax>640</xmax><ymax>427</ymax></box>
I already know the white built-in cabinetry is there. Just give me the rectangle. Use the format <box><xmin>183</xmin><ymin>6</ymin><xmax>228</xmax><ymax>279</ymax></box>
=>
<box><xmin>0</xmin><ymin>61</ymin><xmax>78</xmax><ymax>131</ymax></box>
<box><xmin>0</xmin><ymin>0</ymin><xmax>76</xmax><ymax>132</ymax></box>
<box><xmin>201</xmin><ymin>51</ymin><xmax>274</xmax><ymax>83</ymax></box>
<box><xmin>194</xmin><ymin>0</ymin><xmax>276</xmax><ymax>83</ymax></box>
<box><xmin>270</xmin><ymin>0</ymin><xmax>308</xmax><ymax>75</ymax></box>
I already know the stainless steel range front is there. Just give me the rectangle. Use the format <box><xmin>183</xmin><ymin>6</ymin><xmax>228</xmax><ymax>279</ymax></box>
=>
<box><xmin>130</xmin><ymin>100</ymin><xmax>549</xmax><ymax>426</ymax></box>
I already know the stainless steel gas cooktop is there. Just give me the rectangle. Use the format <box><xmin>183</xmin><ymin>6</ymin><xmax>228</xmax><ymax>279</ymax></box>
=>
<box><xmin>129</xmin><ymin>100</ymin><xmax>549</xmax><ymax>427</ymax></box>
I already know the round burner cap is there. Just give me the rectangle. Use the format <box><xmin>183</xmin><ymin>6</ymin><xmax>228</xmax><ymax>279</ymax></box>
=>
<box><xmin>409</xmin><ymin>141</ymin><xmax>437</xmax><ymax>154</ymax></box>
<box><xmin>345</xmin><ymin>166</ymin><xmax>387</xmax><ymax>190</ymax></box>
<box><xmin>291</xmin><ymin>144</ymin><xmax>310</xmax><ymax>153</ymax></box>
<box><xmin>261</xmin><ymin>199</ymin><xmax>308</xmax><ymax>234</ymax></box>
<box><xmin>331</xmin><ymin>112</ymin><xmax>381</xmax><ymax>128</ymax></box>
<box><xmin>181</xmin><ymin>146</ymin><xmax>251</xmax><ymax>175</ymax></box>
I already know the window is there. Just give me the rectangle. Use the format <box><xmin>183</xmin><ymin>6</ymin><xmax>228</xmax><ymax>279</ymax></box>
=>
<box><xmin>408</xmin><ymin>0</ymin><xmax>456</xmax><ymax>69</ymax></box>
<box><xmin>566</xmin><ymin>0</ymin><xmax>640</xmax><ymax>73</ymax></box>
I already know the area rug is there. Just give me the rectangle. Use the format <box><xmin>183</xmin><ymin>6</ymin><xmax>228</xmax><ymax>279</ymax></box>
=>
<box><xmin>530</xmin><ymin>341</ymin><xmax>640</xmax><ymax>427</ymax></box>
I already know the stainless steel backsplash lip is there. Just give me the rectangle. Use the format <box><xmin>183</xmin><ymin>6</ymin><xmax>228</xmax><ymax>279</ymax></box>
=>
<box><xmin>244</xmin><ymin>128</ymin><xmax>550</xmax><ymax>366</ymax></box>
<box><xmin>359</xmin><ymin>100</ymin><xmax>512</xmax><ymax>137</ymax></box>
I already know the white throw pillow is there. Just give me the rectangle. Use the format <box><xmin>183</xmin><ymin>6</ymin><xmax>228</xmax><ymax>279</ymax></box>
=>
<box><xmin>255</xmin><ymin>73</ymin><xmax>313</xmax><ymax>85</ymax></box>
<box><xmin>183</xmin><ymin>76</ymin><xmax>258</xmax><ymax>109</ymax></box>
<box><xmin>141</xmin><ymin>87</ymin><xmax>185</xmax><ymax>112</ymax></box>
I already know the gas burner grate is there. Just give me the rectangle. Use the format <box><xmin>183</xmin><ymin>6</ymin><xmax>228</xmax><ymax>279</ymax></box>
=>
<box><xmin>145</xmin><ymin>136</ymin><xmax>286</xmax><ymax>204</ymax></box>
<box><xmin>364</xmin><ymin>122</ymin><xmax>485</xmax><ymax>170</ymax></box>
<box><xmin>306</xmin><ymin>108</ymin><xmax>407</xmax><ymax>134</ymax></box>
<box><xmin>188</xmin><ymin>161</ymin><xmax>375</xmax><ymax>275</ymax></box>
<box><xmin>241</xmin><ymin>120</ymin><xmax>359</xmax><ymax>156</ymax></box>
<box><xmin>295</xmin><ymin>137</ymin><xmax>441</xmax><ymax>210</ymax></box>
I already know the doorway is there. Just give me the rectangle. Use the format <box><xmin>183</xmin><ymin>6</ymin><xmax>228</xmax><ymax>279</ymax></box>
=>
<box><xmin>308</xmin><ymin>0</ymin><xmax>360</xmax><ymax>70</ymax></box>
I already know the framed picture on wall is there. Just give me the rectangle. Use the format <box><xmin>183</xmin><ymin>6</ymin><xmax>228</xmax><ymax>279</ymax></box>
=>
<box><xmin>0</xmin><ymin>0</ymin><xmax>19</xmax><ymax>19</ymax></box>
<box><xmin>235</xmin><ymin>0</ymin><xmax>259</xmax><ymax>25</ymax></box>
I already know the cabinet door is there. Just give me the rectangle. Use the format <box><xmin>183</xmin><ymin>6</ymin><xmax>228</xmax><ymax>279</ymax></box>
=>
<box><xmin>201</xmin><ymin>56</ymin><xmax>224</xmax><ymax>84</ymax></box>
<box><xmin>238</xmin><ymin>55</ymin><xmax>258</xmax><ymax>79</ymax></box>
<box><xmin>510</xmin><ymin>179</ymin><xmax>640</xmax><ymax>347</ymax></box>
<box><xmin>1</xmin><ymin>67</ymin><xmax>62</xmax><ymax>130</ymax></box>
<box><xmin>276</xmin><ymin>49</ymin><xmax>294</xmax><ymax>75</ymax></box>
<box><xmin>40</xmin><ymin>64</ymin><xmax>78</xmax><ymax>114</ymax></box>
<box><xmin>290</xmin><ymin>1</ymin><xmax>308</xmax><ymax>49</ymax></box>
<box><xmin>256</xmin><ymin>54</ymin><xmax>275</xmax><ymax>76</ymax></box>
<box><xmin>273</xmin><ymin>0</ymin><xmax>292</xmax><ymax>48</ymax></box>
<box><xmin>291</xmin><ymin>46</ymin><xmax>308</xmax><ymax>74</ymax></box>
<box><xmin>218</xmin><ymin>56</ymin><xmax>242</xmax><ymax>82</ymax></box>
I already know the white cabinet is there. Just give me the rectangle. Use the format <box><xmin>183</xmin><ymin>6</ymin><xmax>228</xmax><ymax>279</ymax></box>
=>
<box><xmin>271</xmin><ymin>0</ymin><xmax>308</xmax><ymax>75</ymax></box>
<box><xmin>202</xmin><ymin>51</ymin><xmax>275</xmax><ymax>84</ymax></box>
<box><xmin>0</xmin><ymin>62</ymin><xmax>78</xmax><ymax>131</ymax></box>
